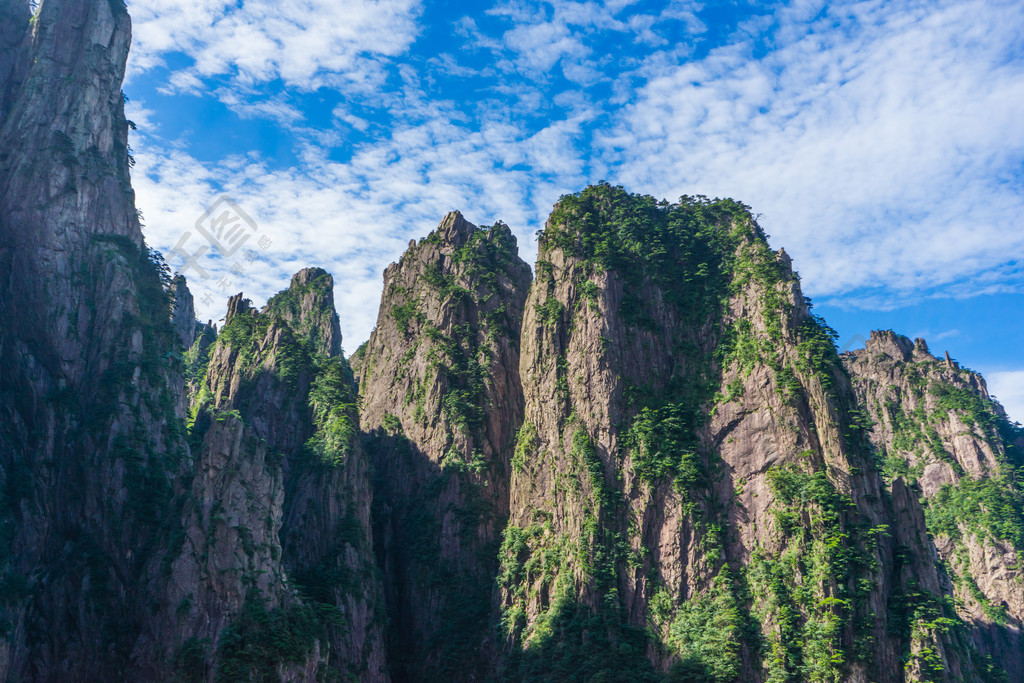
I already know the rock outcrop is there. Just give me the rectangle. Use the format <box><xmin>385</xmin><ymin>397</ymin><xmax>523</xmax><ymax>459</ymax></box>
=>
<box><xmin>497</xmin><ymin>185</ymin><xmax>1009</xmax><ymax>682</ymax></box>
<box><xmin>845</xmin><ymin>330</ymin><xmax>1024</xmax><ymax>676</ymax></box>
<box><xmin>0</xmin><ymin>0</ymin><xmax>188</xmax><ymax>678</ymax></box>
<box><xmin>164</xmin><ymin>271</ymin><xmax>388</xmax><ymax>680</ymax></box>
<box><xmin>2</xmin><ymin>1</ymin><xmax>1023</xmax><ymax>680</ymax></box>
<box><xmin>357</xmin><ymin>212</ymin><xmax>531</xmax><ymax>680</ymax></box>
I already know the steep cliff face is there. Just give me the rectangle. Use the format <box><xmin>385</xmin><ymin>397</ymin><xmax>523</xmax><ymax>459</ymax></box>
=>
<box><xmin>2</xmin><ymin>1</ymin><xmax>1023</xmax><ymax>679</ymax></box>
<box><xmin>265</xmin><ymin>269</ymin><xmax>344</xmax><ymax>358</ymax></box>
<box><xmin>845</xmin><ymin>331</ymin><xmax>1024</xmax><ymax>677</ymax></box>
<box><xmin>0</xmin><ymin>0</ymin><xmax>190</xmax><ymax>678</ymax></box>
<box><xmin>498</xmin><ymin>185</ymin><xmax>1005</xmax><ymax>682</ymax></box>
<box><xmin>357</xmin><ymin>212</ymin><xmax>531</xmax><ymax>680</ymax></box>
<box><xmin>163</xmin><ymin>270</ymin><xmax>387</xmax><ymax>681</ymax></box>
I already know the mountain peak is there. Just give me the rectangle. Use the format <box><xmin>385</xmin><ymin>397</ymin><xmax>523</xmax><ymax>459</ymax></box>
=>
<box><xmin>436</xmin><ymin>209</ymin><xmax>475</xmax><ymax>244</ymax></box>
<box><xmin>264</xmin><ymin>267</ymin><xmax>343</xmax><ymax>357</ymax></box>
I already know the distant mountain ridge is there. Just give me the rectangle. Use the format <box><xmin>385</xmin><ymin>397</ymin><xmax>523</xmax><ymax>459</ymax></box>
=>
<box><xmin>1</xmin><ymin>1</ymin><xmax>1023</xmax><ymax>681</ymax></box>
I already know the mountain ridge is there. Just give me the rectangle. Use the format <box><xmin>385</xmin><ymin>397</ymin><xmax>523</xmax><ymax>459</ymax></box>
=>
<box><xmin>1</xmin><ymin>1</ymin><xmax>1023</xmax><ymax>681</ymax></box>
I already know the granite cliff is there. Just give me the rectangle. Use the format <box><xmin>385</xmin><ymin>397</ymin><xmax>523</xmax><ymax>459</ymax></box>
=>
<box><xmin>355</xmin><ymin>213</ymin><xmax>530</xmax><ymax>681</ymax></box>
<box><xmin>1</xmin><ymin>1</ymin><xmax>1023</xmax><ymax>681</ymax></box>
<box><xmin>0</xmin><ymin>1</ymin><xmax>385</xmax><ymax>679</ymax></box>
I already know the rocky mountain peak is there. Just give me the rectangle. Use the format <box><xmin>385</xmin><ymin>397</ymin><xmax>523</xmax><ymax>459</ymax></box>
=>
<box><xmin>263</xmin><ymin>266</ymin><xmax>343</xmax><ymax>357</ymax></box>
<box><xmin>864</xmin><ymin>328</ymin><xmax>915</xmax><ymax>361</ymax></box>
<box><xmin>914</xmin><ymin>335</ymin><xmax>932</xmax><ymax>356</ymax></box>
<box><xmin>357</xmin><ymin>210</ymin><xmax>530</xmax><ymax>680</ymax></box>
<box><xmin>175</xmin><ymin>267</ymin><xmax>387</xmax><ymax>680</ymax></box>
<box><xmin>844</xmin><ymin>328</ymin><xmax>1024</xmax><ymax>674</ymax></box>
<box><xmin>171</xmin><ymin>275</ymin><xmax>196</xmax><ymax>349</ymax></box>
<box><xmin>436</xmin><ymin>209</ymin><xmax>476</xmax><ymax>245</ymax></box>
<box><xmin>224</xmin><ymin>292</ymin><xmax>253</xmax><ymax>322</ymax></box>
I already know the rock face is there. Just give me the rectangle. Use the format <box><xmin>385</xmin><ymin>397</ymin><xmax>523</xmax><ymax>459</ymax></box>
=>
<box><xmin>164</xmin><ymin>273</ymin><xmax>388</xmax><ymax>681</ymax></box>
<box><xmin>0</xmin><ymin>2</ymin><xmax>386</xmax><ymax>678</ymax></box>
<box><xmin>357</xmin><ymin>212</ymin><xmax>531</xmax><ymax>680</ymax></box>
<box><xmin>845</xmin><ymin>330</ymin><xmax>1024</xmax><ymax>677</ymax></box>
<box><xmin>496</xmin><ymin>185</ymin><xmax>1015</xmax><ymax>682</ymax></box>
<box><xmin>0</xmin><ymin>0</ymin><xmax>188</xmax><ymax>678</ymax></box>
<box><xmin>2</xmin><ymin>2</ymin><xmax>1024</xmax><ymax>681</ymax></box>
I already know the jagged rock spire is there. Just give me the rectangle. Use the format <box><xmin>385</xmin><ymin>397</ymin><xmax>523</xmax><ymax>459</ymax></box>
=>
<box><xmin>263</xmin><ymin>266</ymin><xmax>343</xmax><ymax>357</ymax></box>
<box><xmin>357</xmin><ymin>211</ymin><xmax>530</xmax><ymax>680</ymax></box>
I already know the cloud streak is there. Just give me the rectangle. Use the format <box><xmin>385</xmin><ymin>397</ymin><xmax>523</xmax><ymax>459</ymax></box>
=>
<box><xmin>605</xmin><ymin>0</ymin><xmax>1024</xmax><ymax>308</ymax></box>
<box><xmin>125</xmin><ymin>0</ymin><xmax>1024</xmax><ymax>354</ymax></box>
<box><xmin>127</xmin><ymin>0</ymin><xmax>422</xmax><ymax>91</ymax></box>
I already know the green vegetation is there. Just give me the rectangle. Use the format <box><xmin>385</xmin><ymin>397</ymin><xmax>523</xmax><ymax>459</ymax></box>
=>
<box><xmin>854</xmin><ymin>359</ymin><xmax>1024</xmax><ymax>680</ymax></box>
<box><xmin>535</xmin><ymin>295</ymin><xmax>564</xmax><ymax>328</ymax></box>
<box><xmin>883</xmin><ymin>537</ymin><xmax>1011</xmax><ymax>683</ymax></box>
<box><xmin>422</xmin><ymin>263</ymin><xmax>472</xmax><ymax>303</ymax></box>
<box><xmin>881</xmin><ymin>398</ymin><xmax>957</xmax><ymax>481</ymax></box>
<box><xmin>391</xmin><ymin>300</ymin><xmax>422</xmax><ymax>335</ymax></box>
<box><xmin>794</xmin><ymin>316</ymin><xmax>841</xmax><ymax>397</ymax></box>
<box><xmin>654</xmin><ymin>570</ymin><xmax>745</xmax><ymax>683</ymax></box>
<box><xmin>499</xmin><ymin>520</ymin><xmax>661</xmax><ymax>682</ymax></box>
<box><xmin>183</xmin><ymin>331</ymin><xmax>213</xmax><ymax>388</ymax></box>
<box><xmin>570</xmin><ymin>428</ymin><xmax>610</xmax><ymax>504</ymax></box>
<box><xmin>451</xmin><ymin>220</ymin><xmax>524</xmax><ymax>295</ymax></box>
<box><xmin>382</xmin><ymin>412</ymin><xmax>402</xmax><ymax>434</ymax></box>
<box><xmin>172</xmin><ymin>637</ymin><xmax>211</xmax><ymax>681</ymax></box>
<box><xmin>623</xmin><ymin>403</ymin><xmax>702</xmax><ymax>492</ymax></box>
<box><xmin>542</xmin><ymin>184</ymin><xmax>753</xmax><ymax>321</ymax></box>
<box><xmin>931</xmin><ymin>382</ymin><xmax>998</xmax><ymax>434</ymax></box>
<box><xmin>215</xmin><ymin>301</ymin><xmax>316</xmax><ymax>392</ymax></box>
<box><xmin>304</xmin><ymin>358</ymin><xmax>359</xmax><ymax>466</ymax></box>
<box><xmin>499</xmin><ymin>413</ymin><xmax>669</xmax><ymax>681</ymax></box>
<box><xmin>926</xmin><ymin>476</ymin><xmax>1024</xmax><ymax>550</ymax></box>
<box><xmin>578</xmin><ymin>280</ymin><xmax>602</xmax><ymax>312</ymax></box>
<box><xmin>288</xmin><ymin>512</ymin><xmax>369</xmax><ymax>661</ymax></box>
<box><xmin>215</xmin><ymin>596</ymin><xmax>337</xmax><ymax>681</ymax></box>
<box><xmin>504</xmin><ymin>598</ymin><xmax>661</xmax><ymax>682</ymax></box>
<box><xmin>747</xmin><ymin>464</ymin><xmax>876</xmax><ymax>682</ymax></box>
<box><xmin>424</xmin><ymin>321</ymin><xmax>489</xmax><ymax>434</ymax></box>
<box><xmin>512</xmin><ymin>422</ymin><xmax>539</xmax><ymax>472</ymax></box>
<box><xmin>887</xmin><ymin>575</ymin><xmax>961</xmax><ymax>682</ymax></box>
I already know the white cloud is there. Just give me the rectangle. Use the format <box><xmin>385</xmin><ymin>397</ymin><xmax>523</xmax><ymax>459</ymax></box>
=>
<box><xmin>131</xmin><ymin>108</ymin><xmax>589</xmax><ymax>346</ymax></box>
<box><xmin>215</xmin><ymin>89</ymin><xmax>304</xmax><ymax>125</ymax></box>
<box><xmin>604</xmin><ymin>0</ymin><xmax>1024</xmax><ymax>308</ymax></box>
<box><xmin>985</xmin><ymin>370</ymin><xmax>1024</xmax><ymax>425</ymax></box>
<box><xmin>126</xmin><ymin>0</ymin><xmax>422</xmax><ymax>91</ymax></box>
<box><xmin>124</xmin><ymin>0</ymin><xmax>1024</xmax><ymax>357</ymax></box>
<box><xmin>481</xmin><ymin>0</ymin><xmax>704</xmax><ymax>86</ymax></box>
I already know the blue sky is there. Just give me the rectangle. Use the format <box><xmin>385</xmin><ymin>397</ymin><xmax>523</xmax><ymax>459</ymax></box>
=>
<box><xmin>122</xmin><ymin>0</ymin><xmax>1024</xmax><ymax>421</ymax></box>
